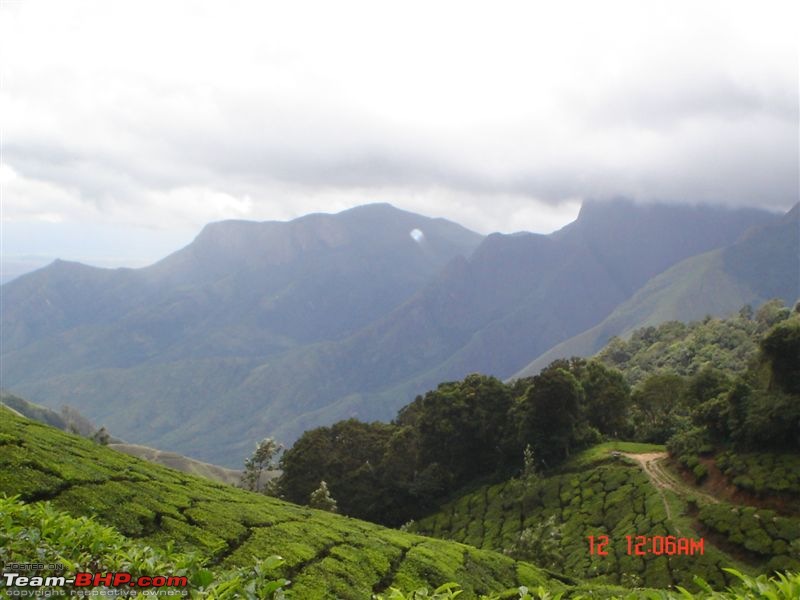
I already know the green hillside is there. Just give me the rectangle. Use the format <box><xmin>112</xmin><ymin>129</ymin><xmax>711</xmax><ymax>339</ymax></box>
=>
<box><xmin>0</xmin><ymin>408</ymin><xmax>561</xmax><ymax>599</ymax></box>
<box><xmin>3</xmin><ymin>409</ymin><xmax>799</xmax><ymax>598</ymax></box>
<box><xmin>410</xmin><ymin>445</ymin><xmax>733</xmax><ymax>590</ymax></box>
<box><xmin>1</xmin><ymin>391</ymin><xmax>74</xmax><ymax>431</ymax></box>
<box><xmin>593</xmin><ymin>301</ymin><xmax>787</xmax><ymax>386</ymax></box>
<box><xmin>5</xmin><ymin>497</ymin><xmax>799</xmax><ymax>600</ymax></box>
<box><xmin>0</xmin><ymin>391</ymin><xmax>242</xmax><ymax>486</ymax></box>
<box><xmin>514</xmin><ymin>205</ymin><xmax>799</xmax><ymax>379</ymax></box>
<box><xmin>406</xmin><ymin>310</ymin><xmax>800</xmax><ymax>593</ymax></box>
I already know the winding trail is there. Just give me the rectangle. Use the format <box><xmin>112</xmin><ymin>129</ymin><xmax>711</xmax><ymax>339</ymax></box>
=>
<box><xmin>620</xmin><ymin>452</ymin><xmax>720</xmax><ymax>536</ymax></box>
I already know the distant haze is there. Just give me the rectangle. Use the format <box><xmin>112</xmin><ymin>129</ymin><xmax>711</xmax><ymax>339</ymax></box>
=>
<box><xmin>1</xmin><ymin>0</ymin><xmax>797</xmax><ymax>272</ymax></box>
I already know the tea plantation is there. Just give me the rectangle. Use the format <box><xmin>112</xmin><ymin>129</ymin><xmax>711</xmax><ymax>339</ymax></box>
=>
<box><xmin>4</xmin><ymin>498</ymin><xmax>800</xmax><ymax>599</ymax></box>
<box><xmin>0</xmin><ymin>409</ymin><xmax>560</xmax><ymax>598</ymax></box>
<box><xmin>697</xmin><ymin>502</ymin><xmax>800</xmax><ymax>572</ymax></box>
<box><xmin>714</xmin><ymin>451</ymin><xmax>800</xmax><ymax>497</ymax></box>
<box><xmin>2</xmin><ymin>410</ymin><xmax>799</xmax><ymax>598</ymax></box>
<box><xmin>411</xmin><ymin>448</ymin><xmax>749</xmax><ymax>590</ymax></box>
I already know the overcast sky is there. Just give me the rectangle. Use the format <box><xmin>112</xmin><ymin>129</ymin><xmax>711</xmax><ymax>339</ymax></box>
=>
<box><xmin>1</xmin><ymin>0</ymin><xmax>797</xmax><ymax>276</ymax></box>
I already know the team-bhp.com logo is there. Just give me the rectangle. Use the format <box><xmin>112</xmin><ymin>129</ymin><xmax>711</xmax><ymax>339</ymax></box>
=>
<box><xmin>3</xmin><ymin>571</ymin><xmax>188</xmax><ymax>595</ymax></box>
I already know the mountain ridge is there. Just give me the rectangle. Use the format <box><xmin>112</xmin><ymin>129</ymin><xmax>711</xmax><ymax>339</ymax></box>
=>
<box><xmin>1</xmin><ymin>200</ymin><xmax>783</xmax><ymax>465</ymax></box>
<box><xmin>513</xmin><ymin>203</ymin><xmax>799</xmax><ymax>379</ymax></box>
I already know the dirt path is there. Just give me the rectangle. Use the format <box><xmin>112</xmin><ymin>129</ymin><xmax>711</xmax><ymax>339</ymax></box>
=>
<box><xmin>621</xmin><ymin>452</ymin><xmax>719</xmax><ymax>504</ymax></box>
<box><xmin>620</xmin><ymin>452</ymin><xmax>720</xmax><ymax>536</ymax></box>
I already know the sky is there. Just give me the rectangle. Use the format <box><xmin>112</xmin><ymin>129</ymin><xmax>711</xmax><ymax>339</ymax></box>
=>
<box><xmin>1</xmin><ymin>0</ymin><xmax>798</xmax><ymax>278</ymax></box>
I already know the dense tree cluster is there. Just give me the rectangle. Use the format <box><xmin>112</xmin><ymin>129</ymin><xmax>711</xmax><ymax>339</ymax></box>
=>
<box><xmin>261</xmin><ymin>301</ymin><xmax>799</xmax><ymax>526</ymax></box>
<box><xmin>684</xmin><ymin>310</ymin><xmax>800</xmax><ymax>452</ymax></box>
<box><xmin>597</xmin><ymin>299</ymin><xmax>790</xmax><ymax>385</ymax></box>
<box><xmin>273</xmin><ymin>364</ymin><xmax>632</xmax><ymax>525</ymax></box>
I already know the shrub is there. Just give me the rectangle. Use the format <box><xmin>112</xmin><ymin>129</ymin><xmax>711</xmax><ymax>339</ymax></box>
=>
<box><xmin>692</xmin><ymin>463</ymin><xmax>708</xmax><ymax>482</ymax></box>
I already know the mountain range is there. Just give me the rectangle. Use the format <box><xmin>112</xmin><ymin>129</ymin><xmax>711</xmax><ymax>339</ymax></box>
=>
<box><xmin>514</xmin><ymin>203</ymin><xmax>800</xmax><ymax>378</ymax></box>
<box><xmin>2</xmin><ymin>200</ymin><xmax>796</xmax><ymax>466</ymax></box>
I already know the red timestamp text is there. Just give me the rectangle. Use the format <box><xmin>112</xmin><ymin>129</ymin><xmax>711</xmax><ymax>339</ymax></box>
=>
<box><xmin>587</xmin><ymin>535</ymin><xmax>704</xmax><ymax>556</ymax></box>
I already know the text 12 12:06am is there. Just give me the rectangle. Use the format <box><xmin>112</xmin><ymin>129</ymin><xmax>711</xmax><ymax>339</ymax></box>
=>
<box><xmin>587</xmin><ymin>535</ymin><xmax>704</xmax><ymax>556</ymax></box>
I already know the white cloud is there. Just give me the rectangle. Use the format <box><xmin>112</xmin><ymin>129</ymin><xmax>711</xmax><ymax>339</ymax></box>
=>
<box><xmin>0</xmin><ymin>0</ymin><xmax>797</xmax><ymax>265</ymax></box>
<box><xmin>0</xmin><ymin>164</ymin><xmax>93</xmax><ymax>223</ymax></box>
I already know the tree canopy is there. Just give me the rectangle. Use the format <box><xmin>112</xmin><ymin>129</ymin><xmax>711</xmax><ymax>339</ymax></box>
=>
<box><xmin>270</xmin><ymin>302</ymin><xmax>799</xmax><ymax>525</ymax></box>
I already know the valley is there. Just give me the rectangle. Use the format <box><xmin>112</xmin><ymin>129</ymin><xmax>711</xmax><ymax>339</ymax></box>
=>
<box><xmin>3</xmin><ymin>202</ymin><xmax>793</xmax><ymax>466</ymax></box>
<box><xmin>1</xmin><ymin>203</ymin><xmax>798</xmax><ymax>599</ymax></box>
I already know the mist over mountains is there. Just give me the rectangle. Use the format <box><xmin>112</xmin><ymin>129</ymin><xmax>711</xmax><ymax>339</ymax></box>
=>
<box><xmin>1</xmin><ymin>200</ymin><xmax>795</xmax><ymax>466</ymax></box>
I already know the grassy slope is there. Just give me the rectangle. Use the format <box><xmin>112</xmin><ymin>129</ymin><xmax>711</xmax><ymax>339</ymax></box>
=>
<box><xmin>0</xmin><ymin>408</ymin><xmax>560</xmax><ymax>599</ymax></box>
<box><xmin>411</xmin><ymin>444</ymin><xmax>757</xmax><ymax>591</ymax></box>
<box><xmin>1</xmin><ymin>391</ymin><xmax>70</xmax><ymax>430</ymax></box>
<box><xmin>0</xmin><ymin>391</ymin><xmax>244</xmax><ymax>487</ymax></box>
<box><xmin>5</xmin><ymin>498</ymin><xmax>799</xmax><ymax>600</ymax></box>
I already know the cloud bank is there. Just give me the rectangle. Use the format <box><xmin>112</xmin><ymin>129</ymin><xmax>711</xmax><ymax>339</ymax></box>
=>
<box><xmin>1</xmin><ymin>0</ymin><xmax>797</xmax><ymax>266</ymax></box>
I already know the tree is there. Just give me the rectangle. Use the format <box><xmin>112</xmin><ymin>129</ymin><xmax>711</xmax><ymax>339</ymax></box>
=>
<box><xmin>522</xmin><ymin>444</ymin><xmax>537</xmax><ymax>480</ymax></box>
<box><xmin>92</xmin><ymin>426</ymin><xmax>110</xmax><ymax>445</ymax></box>
<box><xmin>504</xmin><ymin>515</ymin><xmax>563</xmax><ymax>569</ymax></box>
<box><xmin>686</xmin><ymin>366</ymin><xmax>731</xmax><ymax>406</ymax></box>
<box><xmin>60</xmin><ymin>405</ymin><xmax>97</xmax><ymax>437</ymax></box>
<box><xmin>409</xmin><ymin>374</ymin><xmax>513</xmax><ymax>486</ymax></box>
<box><xmin>760</xmin><ymin>318</ymin><xmax>800</xmax><ymax>394</ymax></box>
<box><xmin>630</xmin><ymin>373</ymin><xmax>687</xmax><ymax>443</ymax></box>
<box><xmin>277</xmin><ymin>419</ymin><xmax>395</xmax><ymax>521</ymax></box>
<box><xmin>309</xmin><ymin>480</ymin><xmax>338</xmax><ymax>512</ymax></box>
<box><xmin>515</xmin><ymin>365</ymin><xmax>584</xmax><ymax>466</ymax></box>
<box><xmin>242</xmin><ymin>437</ymin><xmax>283</xmax><ymax>493</ymax></box>
<box><xmin>579</xmin><ymin>360</ymin><xmax>631</xmax><ymax>436</ymax></box>
<box><xmin>755</xmin><ymin>299</ymin><xmax>790</xmax><ymax>329</ymax></box>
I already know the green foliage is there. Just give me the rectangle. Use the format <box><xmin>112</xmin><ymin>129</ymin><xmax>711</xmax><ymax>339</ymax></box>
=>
<box><xmin>522</xmin><ymin>445</ymin><xmax>538</xmax><ymax>481</ymax></box>
<box><xmin>691</xmin><ymin>463</ymin><xmax>708</xmax><ymax>483</ymax></box>
<box><xmin>383</xmin><ymin>570</ymin><xmax>800</xmax><ymax>599</ymax></box>
<box><xmin>630</xmin><ymin>373</ymin><xmax>688</xmax><ymax>443</ymax></box>
<box><xmin>578</xmin><ymin>360</ymin><xmax>632</xmax><ymax>437</ymax></box>
<box><xmin>666</xmin><ymin>427</ymin><xmax>711</xmax><ymax>458</ymax></box>
<box><xmin>566</xmin><ymin>442</ymin><xmax>666</xmax><ymax>470</ymax></box>
<box><xmin>412</xmin><ymin>456</ymin><xmax>731</xmax><ymax>590</ymax></box>
<box><xmin>309</xmin><ymin>480</ymin><xmax>338</xmax><ymax>512</ymax></box>
<box><xmin>596</xmin><ymin>308</ymin><xmax>777</xmax><ymax>387</ymax></box>
<box><xmin>0</xmin><ymin>392</ymin><xmax>70</xmax><ymax>430</ymax></box>
<box><xmin>276</xmin><ymin>365</ymin><xmax>632</xmax><ymax>524</ymax></box>
<box><xmin>402</xmin><ymin>374</ymin><xmax>515</xmax><ymax>485</ymax></box>
<box><xmin>276</xmin><ymin>374</ymin><xmax>527</xmax><ymax>524</ymax></box>
<box><xmin>0</xmin><ymin>409</ymin><xmax>556</xmax><ymax>597</ymax></box>
<box><xmin>503</xmin><ymin>516</ymin><xmax>563</xmax><ymax>569</ymax></box>
<box><xmin>0</xmin><ymin>495</ymin><xmax>290</xmax><ymax>598</ymax></box>
<box><xmin>278</xmin><ymin>419</ymin><xmax>409</xmax><ymax>523</ymax></box>
<box><xmin>698</xmin><ymin>502</ymin><xmax>800</xmax><ymax>570</ymax></box>
<box><xmin>514</xmin><ymin>364</ymin><xmax>585</xmax><ymax>465</ymax></box>
<box><xmin>715</xmin><ymin>451</ymin><xmax>800</xmax><ymax>496</ymax></box>
<box><xmin>636</xmin><ymin>307</ymin><xmax>800</xmax><ymax>454</ymax></box>
<box><xmin>375</xmin><ymin>581</ymin><xmax>467</xmax><ymax>600</ymax></box>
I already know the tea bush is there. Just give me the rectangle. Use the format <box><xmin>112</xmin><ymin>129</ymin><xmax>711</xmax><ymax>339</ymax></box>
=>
<box><xmin>0</xmin><ymin>410</ymin><xmax>555</xmax><ymax>597</ymax></box>
<box><xmin>413</xmin><ymin>461</ymin><xmax>731</xmax><ymax>589</ymax></box>
<box><xmin>714</xmin><ymin>451</ymin><xmax>800</xmax><ymax>497</ymax></box>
